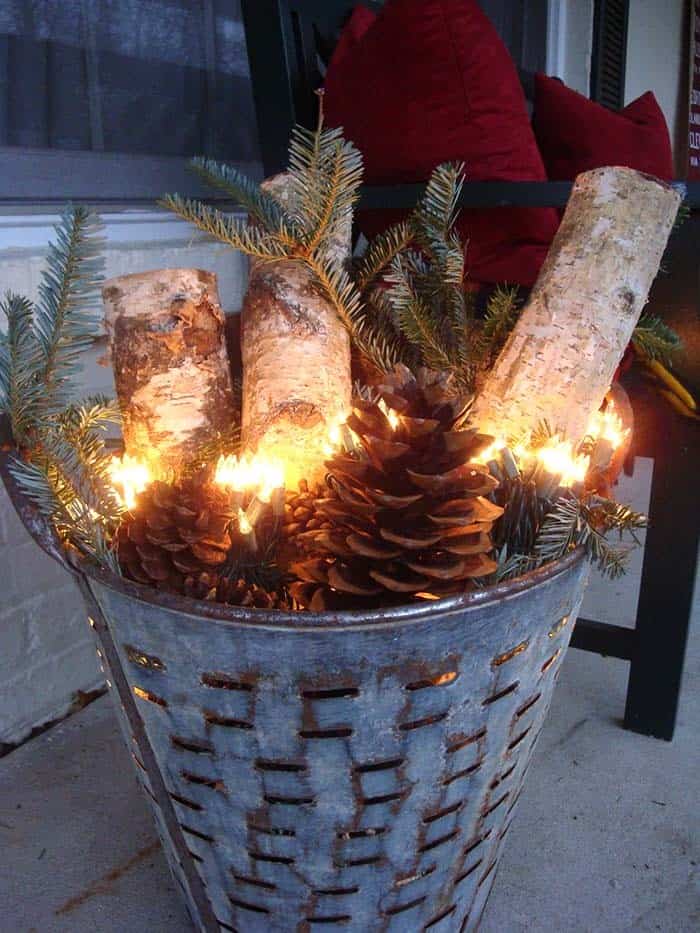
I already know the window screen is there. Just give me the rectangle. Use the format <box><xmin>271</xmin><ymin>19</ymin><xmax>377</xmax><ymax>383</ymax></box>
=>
<box><xmin>0</xmin><ymin>0</ymin><xmax>259</xmax><ymax>162</ymax></box>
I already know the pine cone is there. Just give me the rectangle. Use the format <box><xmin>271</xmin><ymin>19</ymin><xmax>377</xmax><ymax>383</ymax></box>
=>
<box><xmin>289</xmin><ymin>366</ymin><xmax>503</xmax><ymax>610</ymax></box>
<box><xmin>208</xmin><ymin>577</ymin><xmax>294</xmax><ymax>610</ymax></box>
<box><xmin>282</xmin><ymin>479</ymin><xmax>335</xmax><ymax>540</ymax></box>
<box><xmin>117</xmin><ymin>476</ymin><xmax>234</xmax><ymax>596</ymax></box>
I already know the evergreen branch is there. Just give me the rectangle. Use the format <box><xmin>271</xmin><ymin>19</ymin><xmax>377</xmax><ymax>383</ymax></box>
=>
<box><xmin>288</xmin><ymin>123</ymin><xmax>349</xmax><ymax>235</ymax></box>
<box><xmin>386</xmin><ymin>256</ymin><xmax>453</xmax><ymax>372</ymax></box>
<box><xmin>533</xmin><ymin>494</ymin><xmax>633</xmax><ymax>578</ymax></box>
<box><xmin>355</xmin><ymin>220</ymin><xmax>414</xmax><ymax>291</ymax></box>
<box><xmin>9</xmin><ymin>446</ymin><xmax>121</xmax><ymax>572</ymax></box>
<box><xmin>364</xmin><ymin>286</ymin><xmax>417</xmax><ymax>369</ymax></box>
<box><xmin>315</xmin><ymin>139</ymin><xmax>364</xmax><ymax>256</ymax></box>
<box><xmin>33</xmin><ymin>206</ymin><xmax>105</xmax><ymax>419</ymax></box>
<box><xmin>161</xmin><ymin>195</ymin><xmax>295</xmax><ymax>261</ymax></box>
<box><xmin>309</xmin><ymin>253</ymin><xmax>401</xmax><ymax>373</ymax></box>
<box><xmin>412</xmin><ymin>161</ymin><xmax>465</xmax><ymax>263</ymax></box>
<box><xmin>189</xmin><ymin>156</ymin><xmax>298</xmax><ymax>241</ymax></box>
<box><xmin>43</xmin><ymin>428</ymin><xmax>123</xmax><ymax>525</ymax></box>
<box><xmin>532</xmin><ymin>494</ymin><xmax>581</xmax><ymax>564</ymax></box>
<box><xmin>586</xmin><ymin>497</ymin><xmax>648</xmax><ymax>546</ymax></box>
<box><xmin>58</xmin><ymin>395</ymin><xmax>121</xmax><ymax>439</ymax></box>
<box><xmin>632</xmin><ymin>313</ymin><xmax>682</xmax><ymax>365</ymax></box>
<box><xmin>478</xmin><ymin>286</ymin><xmax>521</xmax><ymax>362</ymax></box>
<box><xmin>495</xmin><ymin>489</ymin><xmax>639</xmax><ymax>583</ymax></box>
<box><xmin>0</xmin><ymin>292</ymin><xmax>41</xmax><ymax>445</ymax></box>
<box><xmin>441</xmin><ymin>230</ymin><xmax>469</xmax><ymax>364</ymax></box>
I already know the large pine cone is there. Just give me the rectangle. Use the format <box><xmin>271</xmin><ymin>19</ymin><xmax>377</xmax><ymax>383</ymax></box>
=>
<box><xmin>117</xmin><ymin>477</ymin><xmax>234</xmax><ymax>598</ymax></box>
<box><xmin>289</xmin><ymin>366</ymin><xmax>503</xmax><ymax>610</ymax></box>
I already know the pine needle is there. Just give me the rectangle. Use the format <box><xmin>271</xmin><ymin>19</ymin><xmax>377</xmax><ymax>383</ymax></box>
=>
<box><xmin>0</xmin><ymin>292</ymin><xmax>41</xmax><ymax>445</ymax></box>
<box><xmin>632</xmin><ymin>313</ymin><xmax>682</xmax><ymax>365</ymax></box>
<box><xmin>355</xmin><ymin>220</ymin><xmax>414</xmax><ymax>291</ymax></box>
<box><xmin>496</xmin><ymin>490</ymin><xmax>639</xmax><ymax>582</ymax></box>
<box><xmin>386</xmin><ymin>255</ymin><xmax>453</xmax><ymax>372</ymax></box>
<box><xmin>33</xmin><ymin>206</ymin><xmax>105</xmax><ymax>419</ymax></box>
<box><xmin>478</xmin><ymin>286</ymin><xmax>521</xmax><ymax>363</ymax></box>
<box><xmin>160</xmin><ymin>194</ymin><xmax>295</xmax><ymax>262</ymax></box>
<box><xmin>189</xmin><ymin>156</ymin><xmax>298</xmax><ymax>241</ymax></box>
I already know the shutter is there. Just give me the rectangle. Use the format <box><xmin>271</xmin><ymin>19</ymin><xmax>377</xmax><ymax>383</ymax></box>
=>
<box><xmin>590</xmin><ymin>0</ymin><xmax>630</xmax><ymax>110</ymax></box>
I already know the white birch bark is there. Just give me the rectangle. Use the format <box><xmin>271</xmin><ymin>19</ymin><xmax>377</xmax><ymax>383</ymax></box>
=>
<box><xmin>471</xmin><ymin>167</ymin><xmax>681</xmax><ymax>443</ymax></box>
<box><xmin>103</xmin><ymin>268</ymin><xmax>236</xmax><ymax>476</ymax></box>
<box><xmin>240</xmin><ymin>173</ymin><xmax>352</xmax><ymax>488</ymax></box>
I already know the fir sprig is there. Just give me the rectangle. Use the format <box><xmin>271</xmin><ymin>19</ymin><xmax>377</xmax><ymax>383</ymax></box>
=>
<box><xmin>386</xmin><ymin>255</ymin><xmax>453</xmax><ymax>372</ymax></box>
<box><xmin>495</xmin><ymin>491</ymin><xmax>647</xmax><ymax>582</ymax></box>
<box><xmin>189</xmin><ymin>156</ymin><xmax>297</xmax><ymax>237</ymax></box>
<box><xmin>0</xmin><ymin>207</ymin><xmax>122</xmax><ymax>569</ymax></box>
<box><xmin>33</xmin><ymin>206</ymin><xmax>105</xmax><ymax>419</ymax></box>
<box><xmin>367</xmin><ymin>162</ymin><xmax>480</xmax><ymax>387</ymax></box>
<box><xmin>355</xmin><ymin>220</ymin><xmax>414</xmax><ymax>291</ymax></box>
<box><xmin>477</xmin><ymin>286</ymin><xmax>521</xmax><ymax>364</ymax></box>
<box><xmin>0</xmin><ymin>293</ymin><xmax>40</xmax><ymax>445</ymax></box>
<box><xmin>632</xmin><ymin>312</ymin><xmax>682</xmax><ymax>365</ymax></box>
<box><xmin>165</xmin><ymin>123</ymin><xmax>399</xmax><ymax>375</ymax></box>
<box><xmin>160</xmin><ymin>195</ymin><xmax>296</xmax><ymax>262</ymax></box>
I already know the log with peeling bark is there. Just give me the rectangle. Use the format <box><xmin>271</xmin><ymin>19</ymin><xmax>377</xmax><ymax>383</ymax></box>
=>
<box><xmin>240</xmin><ymin>173</ymin><xmax>352</xmax><ymax>488</ymax></box>
<box><xmin>471</xmin><ymin>167</ymin><xmax>681</xmax><ymax>444</ymax></box>
<box><xmin>102</xmin><ymin>268</ymin><xmax>236</xmax><ymax>476</ymax></box>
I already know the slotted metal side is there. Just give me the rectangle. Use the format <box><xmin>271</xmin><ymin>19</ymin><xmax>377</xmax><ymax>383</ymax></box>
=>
<box><xmin>84</xmin><ymin>555</ymin><xmax>588</xmax><ymax>933</ymax></box>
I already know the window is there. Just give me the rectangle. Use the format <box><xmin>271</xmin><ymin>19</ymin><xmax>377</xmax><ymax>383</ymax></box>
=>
<box><xmin>0</xmin><ymin>0</ymin><xmax>261</xmax><ymax>203</ymax></box>
<box><xmin>479</xmin><ymin>0</ymin><xmax>549</xmax><ymax>74</ymax></box>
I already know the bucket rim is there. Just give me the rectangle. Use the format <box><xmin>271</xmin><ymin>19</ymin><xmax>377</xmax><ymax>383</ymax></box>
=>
<box><xmin>82</xmin><ymin>547</ymin><xmax>587</xmax><ymax>631</ymax></box>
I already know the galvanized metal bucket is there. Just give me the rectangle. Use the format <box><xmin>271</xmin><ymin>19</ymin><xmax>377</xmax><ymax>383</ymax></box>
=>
<box><xmin>1</xmin><ymin>429</ymin><xmax>590</xmax><ymax>933</ymax></box>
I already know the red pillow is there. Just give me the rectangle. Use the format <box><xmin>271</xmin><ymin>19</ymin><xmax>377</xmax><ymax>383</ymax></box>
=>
<box><xmin>327</xmin><ymin>5</ymin><xmax>377</xmax><ymax>70</ymax></box>
<box><xmin>533</xmin><ymin>74</ymin><xmax>674</xmax><ymax>181</ymax></box>
<box><xmin>324</xmin><ymin>0</ymin><xmax>559</xmax><ymax>287</ymax></box>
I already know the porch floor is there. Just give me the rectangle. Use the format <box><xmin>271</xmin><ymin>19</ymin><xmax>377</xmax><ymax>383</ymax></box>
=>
<box><xmin>1</xmin><ymin>462</ymin><xmax>698</xmax><ymax>932</ymax></box>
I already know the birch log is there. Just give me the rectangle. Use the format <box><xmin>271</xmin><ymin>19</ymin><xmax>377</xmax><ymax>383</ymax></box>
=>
<box><xmin>103</xmin><ymin>269</ymin><xmax>236</xmax><ymax>476</ymax></box>
<box><xmin>241</xmin><ymin>173</ymin><xmax>352</xmax><ymax>488</ymax></box>
<box><xmin>471</xmin><ymin>167</ymin><xmax>681</xmax><ymax>443</ymax></box>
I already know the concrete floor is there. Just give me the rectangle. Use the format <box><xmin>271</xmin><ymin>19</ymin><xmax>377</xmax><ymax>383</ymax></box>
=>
<box><xmin>1</xmin><ymin>465</ymin><xmax>698</xmax><ymax>932</ymax></box>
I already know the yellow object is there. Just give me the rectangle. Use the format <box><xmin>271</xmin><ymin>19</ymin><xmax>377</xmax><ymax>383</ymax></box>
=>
<box><xmin>107</xmin><ymin>454</ymin><xmax>152</xmax><ymax>510</ymax></box>
<box><xmin>658</xmin><ymin>389</ymin><xmax>700</xmax><ymax>421</ymax></box>
<box><xmin>214</xmin><ymin>453</ymin><xmax>284</xmax><ymax>500</ymax></box>
<box><xmin>586</xmin><ymin>401</ymin><xmax>630</xmax><ymax>449</ymax></box>
<box><xmin>645</xmin><ymin>359</ymin><xmax>697</xmax><ymax>411</ymax></box>
<box><xmin>535</xmin><ymin>436</ymin><xmax>590</xmax><ymax>487</ymax></box>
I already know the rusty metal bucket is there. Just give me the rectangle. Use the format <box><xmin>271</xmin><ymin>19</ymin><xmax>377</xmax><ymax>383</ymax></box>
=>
<box><xmin>1</xmin><ymin>423</ymin><xmax>590</xmax><ymax>932</ymax></box>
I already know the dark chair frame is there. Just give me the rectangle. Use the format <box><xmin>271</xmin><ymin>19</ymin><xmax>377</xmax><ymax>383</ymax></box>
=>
<box><xmin>241</xmin><ymin>0</ymin><xmax>699</xmax><ymax>740</ymax></box>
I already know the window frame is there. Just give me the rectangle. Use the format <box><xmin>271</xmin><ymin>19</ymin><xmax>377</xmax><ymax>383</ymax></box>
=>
<box><xmin>0</xmin><ymin>147</ymin><xmax>261</xmax><ymax>207</ymax></box>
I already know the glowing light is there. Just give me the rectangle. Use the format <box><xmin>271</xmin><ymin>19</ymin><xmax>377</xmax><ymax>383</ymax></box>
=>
<box><xmin>214</xmin><ymin>453</ymin><xmax>284</xmax><ymax>499</ymax></box>
<box><xmin>482</xmin><ymin>392</ymin><xmax>629</xmax><ymax>491</ymax></box>
<box><xmin>512</xmin><ymin>441</ymin><xmax>528</xmax><ymax>463</ymax></box>
<box><xmin>323</xmin><ymin>413</ymin><xmax>348</xmax><ymax>457</ymax></box>
<box><xmin>473</xmin><ymin>437</ymin><xmax>507</xmax><ymax>465</ymax></box>
<box><xmin>237</xmin><ymin>508</ymin><xmax>253</xmax><ymax>536</ymax></box>
<box><xmin>586</xmin><ymin>402</ymin><xmax>630</xmax><ymax>450</ymax></box>
<box><xmin>536</xmin><ymin>436</ymin><xmax>590</xmax><ymax>487</ymax></box>
<box><xmin>378</xmin><ymin>398</ymin><xmax>400</xmax><ymax>430</ymax></box>
<box><xmin>108</xmin><ymin>454</ymin><xmax>152</xmax><ymax>509</ymax></box>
